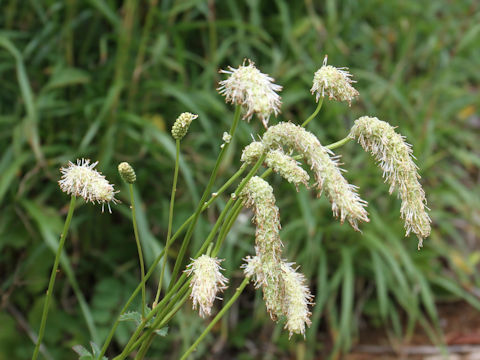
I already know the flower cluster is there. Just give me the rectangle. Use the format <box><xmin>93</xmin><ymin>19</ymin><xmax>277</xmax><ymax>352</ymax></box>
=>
<box><xmin>185</xmin><ymin>255</ymin><xmax>228</xmax><ymax>318</ymax></box>
<box><xmin>241</xmin><ymin>142</ymin><xmax>310</xmax><ymax>188</ymax></box>
<box><xmin>59</xmin><ymin>159</ymin><xmax>117</xmax><ymax>212</ymax></box>
<box><xmin>171</xmin><ymin>112</ymin><xmax>198</xmax><ymax>140</ymax></box>
<box><xmin>311</xmin><ymin>56</ymin><xmax>359</xmax><ymax>105</ymax></box>
<box><xmin>218</xmin><ymin>60</ymin><xmax>282</xmax><ymax>128</ymax></box>
<box><xmin>241</xmin><ymin>177</ymin><xmax>313</xmax><ymax>335</ymax></box>
<box><xmin>349</xmin><ymin>116</ymin><xmax>431</xmax><ymax>248</ymax></box>
<box><xmin>263</xmin><ymin>122</ymin><xmax>369</xmax><ymax>231</ymax></box>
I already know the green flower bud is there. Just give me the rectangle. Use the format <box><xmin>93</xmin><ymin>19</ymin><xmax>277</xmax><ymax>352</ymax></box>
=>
<box><xmin>118</xmin><ymin>162</ymin><xmax>136</xmax><ymax>184</ymax></box>
<box><xmin>171</xmin><ymin>112</ymin><xmax>198</xmax><ymax>140</ymax></box>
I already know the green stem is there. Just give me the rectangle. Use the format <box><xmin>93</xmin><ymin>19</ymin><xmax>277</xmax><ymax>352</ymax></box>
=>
<box><xmin>127</xmin><ymin>289</ymin><xmax>192</xmax><ymax>357</ymax></box>
<box><xmin>154</xmin><ymin>139</ymin><xmax>180</xmax><ymax>306</ymax></box>
<box><xmin>129</xmin><ymin>184</ymin><xmax>146</xmax><ymax>319</ymax></box>
<box><xmin>326</xmin><ymin>136</ymin><xmax>351</xmax><ymax>150</ymax></box>
<box><xmin>302</xmin><ymin>97</ymin><xmax>323</xmax><ymax>127</ymax></box>
<box><xmin>116</xmin><ymin>155</ymin><xmax>265</xmax><ymax>358</ymax></box>
<box><xmin>32</xmin><ymin>196</ymin><xmax>76</xmax><ymax>360</ymax></box>
<box><xmin>169</xmin><ymin>106</ymin><xmax>241</xmax><ymax>290</ymax></box>
<box><xmin>212</xmin><ymin>200</ymin><xmax>243</xmax><ymax>256</ymax></box>
<box><xmin>98</xmin><ymin>164</ymin><xmax>245</xmax><ymax>358</ymax></box>
<box><xmin>180</xmin><ymin>277</ymin><xmax>250</xmax><ymax>360</ymax></box>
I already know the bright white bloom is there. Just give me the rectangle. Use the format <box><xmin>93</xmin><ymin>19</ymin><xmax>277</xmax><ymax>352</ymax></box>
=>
<box><xmin>241</xmin><ymin>142</ymin><xmax>309</xmax><ymax>189</ymax></box>
<box><xmin>59</xmin><ymin>159</ymin><xmax>118</xmax><ymax>212</ymax></box>
<box><xmin>218</xmin><ymin>60</ymin><xmax>282</xmax><ymax>128</ymax></box>
<box><xmin>311</xmin><ymin>56</ymin><xmax>359</xmax><ymax>105</ymax></box>
<box><xmin>280</xmin><ymin>261</ymin><xmax>314</xmax><ymax>338</ymax></box>
<box><xmin>185</xmin><ymin>255</ymin><xmax>228</xmax><ymax>318</ymax></box>
<box><xmin>349</xmin><ymin>116</ymin><xmax>431</xmax><ymax>248</ymax></box>
<box><xmin>263</xmin><ymin>122</ymin><xmax>369</xmax><ymax>230</ymax></box>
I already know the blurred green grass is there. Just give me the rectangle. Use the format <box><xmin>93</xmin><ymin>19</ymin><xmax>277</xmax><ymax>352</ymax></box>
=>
<box><xmin>0</xmin><ymin>0</ymin><xmax>479</xmax><ymax>359</ymax></box>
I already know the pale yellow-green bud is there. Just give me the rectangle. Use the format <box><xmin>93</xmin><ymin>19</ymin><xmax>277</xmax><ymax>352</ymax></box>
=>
<box><xmin>171</xmin><ymin>112</ymin><xmax>198</xmax><ymax>140</ymax></box>
<box><xmin>59</xmin><ymin>159</ymin><xmax>118</xmax><ymax>213</ymax></box>
<box><xmin>185</xmin><ymin>255</ymin><xmax>228</xmax><ymax>318</ymax></box>
<box><xmin>311</xmin><ymin>56</ymin><xmax>359</xmax><ymax>105</ymax></box>
<box><xmin>349</xmin><ymin>116</ymin><xmax>431</xmax><ymax>248</ymax></box>
<box><xmin>263</xmin><ymin>122</ymin><xmax>369</xmax><ymax>230</ymax></box>
<box><xmin>118</xmin><ymin>162</ymin><xmax>136</xmax><ymax>184</ymax></box>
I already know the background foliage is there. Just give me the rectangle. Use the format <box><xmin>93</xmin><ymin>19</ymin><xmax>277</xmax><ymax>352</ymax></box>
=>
<box><xmin>1</xmin><ymin>0</ymin><xmax>479</xmax><ymax>359</ymax></box>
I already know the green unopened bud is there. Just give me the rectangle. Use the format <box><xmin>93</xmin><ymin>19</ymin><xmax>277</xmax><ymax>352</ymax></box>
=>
<box><xmin>118</xmin><ymin>162</ymin><xmax>136</xmax><ymax>184</ymax></box>
<box><xmin>171</xmin><ymin>112</ymin><xmax>198</xmax><ymax>140</ymax></box>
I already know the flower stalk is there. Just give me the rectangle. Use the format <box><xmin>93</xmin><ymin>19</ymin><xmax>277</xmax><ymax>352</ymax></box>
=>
<box><xmin>32</xmin><ymin>196</ymin><xmax>76</xmax><ymax>360</ymax></box>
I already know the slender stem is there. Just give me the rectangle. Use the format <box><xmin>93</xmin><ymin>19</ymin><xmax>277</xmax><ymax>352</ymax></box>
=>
<box><xmin>180</xmin><ymin>277</ymin><xmax>250</xmax><ymax>360</ymax></box>
<box><xmin>98</xmin><ymin>165</ymin><xmax>246</xmax><ymax>357</ymax></box>
<box><xmin>169</xmin><ymin>106</ymin><xmax>241</xmax><ymax>290</ymax></box>
<box><xmin>302</xmin><ymin>97</ymin><xmax>323</xmax><ymax>127</ymax></box>
<box><xmin>154</xmin><ymin>139</ymin><xmax>181</xmax><ymax>306</ymax></box>
<box><xmin>326</xmin><ymin>136</ymin><xmax>351</xmax><ymax>150</ymax></box>
<box><xmin>117</xmin><ymin>155</ymin><xmax>265</xmax><ymax>358</ymax></box>
<box><xmin>129</xmin><ymin>183</ymin><xmax>146</xmax><ymax>319</ymax></box>
<box><xmin>212</xmin><ymin>200</ymin><xmax>243</xmax><ymax>255</ymax></box>
<box><xmin>115</xmin><ymin>283</ymin><xmax>191</xmax><ymax>360</ymax></box>
<box><xmin>127</xmin><ymin>289</ymin><xmax>192</xmax><ymax>357</ymax></box>
<box><xmin>32</xmin><ymin>196</ymin><xmax>76</xmax><ymax>360</ymax></box>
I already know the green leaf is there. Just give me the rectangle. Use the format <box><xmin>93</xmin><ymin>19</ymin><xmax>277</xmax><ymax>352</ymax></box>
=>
<box><xmin>154</xmin><ymin>326</ymin><xmax>169</xmax><ymax>337</ymax></box>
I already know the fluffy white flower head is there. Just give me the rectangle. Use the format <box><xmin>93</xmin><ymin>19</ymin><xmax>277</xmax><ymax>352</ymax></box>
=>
<box><xmin>59</xmin><ymin>159</ymin><xmax>117</xmax><ymax>212</ymax></box>
<box><xmin>311</xmin><ymin>55</ymin><xmax>359</xmax><ymax>105</ymax></box>
<box><xmin>218</xmin><ymin>59</ymin><xmax>282</xmax><ymax>128</ymax></box>
<box><xmin>185</xmin><ymin>255</ymin><xmax>228</xmax><ymax>318</ymax></box>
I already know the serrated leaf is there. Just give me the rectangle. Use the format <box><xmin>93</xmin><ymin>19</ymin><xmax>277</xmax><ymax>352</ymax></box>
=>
<box><xmin>119</xmin><ymin>311</ymin><xmax>143</xmax><ymax>325</ymax></box>
<box><xmin>154</xmin><ymin>326</ymin><xmax>168</xmax><ymax>337</ymax></box>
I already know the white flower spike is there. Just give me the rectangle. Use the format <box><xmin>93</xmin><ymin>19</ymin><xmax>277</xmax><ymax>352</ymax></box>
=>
<box><xmin>349</xmin><ymin>116</ymin><xmax>431</xmax><ymax>248</ymax></box>
<box><xmin>218</xmin><ymin>59</ymin><xmax>282</xmax><ymax>128</ymax></box>
<box><xmin>311</xmin><ymin>55</ymin><xmax>359</xmax><ymax>105</ymax></box>
<box><xmin>59</xmin><ymin>159</ymin><xmax>118</xmax><ymax>213</ymax></box>
<box><xmin>185</xmin><ymin>255</ymin><xmax>228</xmax><ymax>318</ymax></box>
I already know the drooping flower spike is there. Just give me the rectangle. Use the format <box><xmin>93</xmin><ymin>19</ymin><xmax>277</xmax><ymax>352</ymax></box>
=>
<box><xmin>59</xmin><ymin>159</ymin><xmax>118</xmax><ymax>212</ymax></box>
<box><xmin>243</xmin><ymin>255</ymin><xmax>314</xmax><ymax>337</ymax></box>
<box><xmin>263</xmin><ymin>122</ymin><xmax>369</xmax><ymax>230</ymax></box>
<box><xmin>349</xmin><ymin>116</ymin><xmax>431</xmax><ymax>248</ymax></box>
<box><xmin>185</xmin><ymin>255</ymin><xmax>228</xmax><ymax>318</ymax></box>
<box><xmin>311</xmin><ymin>55</ymin><xmax>359</xmax><ymax>106</ymax></box>
<box><xmin>280</xmin><ymin>261</ymin><xmax>314</xmax><ymax>338</ymax></box>
<box><xmin>218</xmin><ymin>59</ymin><xmax>282</xmax><ymax>128</ymax></box>
<box><xmin>241</xmin><ymin>142</ymin><xmax>310</xmax><ymax>189</ymax></box>
<box><xmin>241</xmin><ymin>177</ymin><xmax>284</xmax><ymax>318</ymax></box>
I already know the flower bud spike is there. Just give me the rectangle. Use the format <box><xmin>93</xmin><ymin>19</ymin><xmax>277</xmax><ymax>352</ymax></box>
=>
<box><xmin>118</xmin><ymin>162</ymin><xmax>136</xmax><ymax>184</ymax></box>
<box><xmin>171</xmin><ymin>112</ymin><xmax>198</xmax><ymax>140</ymax></box>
